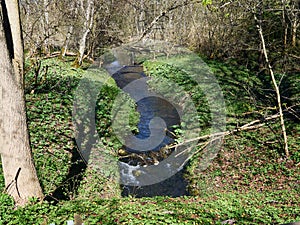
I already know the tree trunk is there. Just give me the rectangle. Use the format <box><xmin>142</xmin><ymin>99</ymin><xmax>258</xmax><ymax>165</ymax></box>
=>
<box><xmin>286</xmin><ymin>0</ymin><xmax>299</xmax><ymax>47</ymax></box>
<box><xmin>41</xmin><ymin>0</ymin><xmax>50</xmax><ymax>55</ymax></box>
<box><xmin>137</xmin><ymin>0</ymin><xmax>146</xmax><ymax>36</ymax></box>
<box><xmin>61</xmin><ymin>25</ymin><xmax>74</xmax><ymax>58</ymax></box>
<box><xmin>77</xmin><ymin>0</ymin><xmax>94</xmax><ymax>66</ymax></box>
<box><xmin>291</xmin><ymin>19</ymin><xmax>298</xmax><ymax>47</ymax></box>
<box><xmin>61</xmin><ymin>1</ymin><xmax>77</xmax><ymax>58</ymax></box>
<box><xmin>0</xmin><ymin>0</ymin><xmax>43</xmax><ymax>205</ymax></box>
<box><xmin>282</xmin><ymin>0</ymin><xmax>288</xmax><ymax>49</ymax></box>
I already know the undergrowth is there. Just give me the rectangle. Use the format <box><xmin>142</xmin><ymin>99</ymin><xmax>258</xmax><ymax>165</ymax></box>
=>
<box><xmin>0</xmin><ymin>57</ymin><xmax>299</xmax><ymax>224</ymax></box>
<box><xmin>0</xmin><ymin>190</ymin><xmax>299</xmax><ymax>224</ymax></box>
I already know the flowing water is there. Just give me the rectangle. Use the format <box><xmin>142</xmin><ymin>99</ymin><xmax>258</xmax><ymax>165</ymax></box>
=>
<box><xmin>105</xmin><ymin>61</ymin><xmax>189</xmax><ymax>197</ymax></box>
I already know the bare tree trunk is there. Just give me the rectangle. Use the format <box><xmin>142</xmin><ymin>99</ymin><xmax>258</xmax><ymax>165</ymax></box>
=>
<box><xmin>0</xmin><ymin>0</ymin><xmax>43</xmax><ymax>205</ymax></box>
<box><xmin>254</xmin><ymin>13</ymin><xmax>289</xmax><ymax>157</ymax></box>
<box><xmin>291</xmin><ymin>19</ymin><xmax>298</xmax><ymax>47</ymax></box>
<box><xmin>290</xmin><ymin>0</ymin><xmax>299</xmax><ymax>47</ymax></box>
<box><xmin>286</xmin><ymin>0</ymin><xmax>299</xmax><ymax>47</ymax></box>
<box><xmin>61</xmin><ymin>25</ymin><xmax>74</xmax><ymax>57</ymax></box>
<box><xmin>5</xmin><ymin>0</ymin><xmax>24</xmax><ymax>83</ymax></box>
<box><xmin>282</xmin><ymin>0</ymin><xmax>288</xmax><ymax>49</ymax></box>
<box><xmin>61</xmin><ymin>1</ymin><xmax>77</xmax><ymax>58</ymax></box>
<box><xmin>139</xmin><ymin>0</ymin><xmax>146</xmax><ymax>36</ymax></box>
<box><xmin>77</xmin><ymin>0</ymin><xmax>94</xmax><ymax>66</ymax></box>
<box><xmin>41</xmin><ymin>0</ymin><xmax>50</xmax><ymax>55</ymax></box>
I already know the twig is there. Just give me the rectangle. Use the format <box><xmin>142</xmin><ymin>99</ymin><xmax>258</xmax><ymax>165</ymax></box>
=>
<box><xmin>5</xmin><ymin>168</ymin><xmax>21</xmax><ymax>198</ymax></box>
<box><xmin>289</xmin><ymin>54</ymin><xmax>300</xmax><ymax>60</ymax></box>
<box><xmin>220</xmin><ymin>1</ymin><xmax>233</xmax><ymax>9</ymax></box>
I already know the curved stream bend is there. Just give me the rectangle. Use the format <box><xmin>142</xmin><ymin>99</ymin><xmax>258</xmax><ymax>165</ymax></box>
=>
<box><xmin>105</xmin><ymin>61</ymin><xmax>189</xmax><ymax>197</ymax></box>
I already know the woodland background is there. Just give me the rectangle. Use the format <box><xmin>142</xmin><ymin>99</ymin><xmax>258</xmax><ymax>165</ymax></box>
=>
<box><xmin>0</xmin><ymin>0</ymin><xmax>299</xmax><ymax>224</ymax></box>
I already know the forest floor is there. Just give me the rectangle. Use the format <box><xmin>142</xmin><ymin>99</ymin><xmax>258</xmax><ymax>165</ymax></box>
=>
<box><xmin>0</xmin><ymin>57</ymin><xmax>299</xmax><ymax>225</ymax></box>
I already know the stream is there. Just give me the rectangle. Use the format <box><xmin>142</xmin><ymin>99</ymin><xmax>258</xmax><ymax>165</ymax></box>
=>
<box><xmin>105</xmin><ymin>61</ymin><xmax>190</xmax><ymax>197</ymax></box>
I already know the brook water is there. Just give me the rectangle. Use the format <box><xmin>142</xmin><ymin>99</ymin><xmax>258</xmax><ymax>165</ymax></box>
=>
<box><xmin>105</xmin><ymin>61</ymin><xmax>189</xmax><ymax>197</ymax></box>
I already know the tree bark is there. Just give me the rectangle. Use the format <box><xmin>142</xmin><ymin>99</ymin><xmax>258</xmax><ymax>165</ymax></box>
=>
<box><xmin>282</xmin><ymin>0</ymin><xmax>288</xmax><ymax>49</ymax></box>
<box><xmin>291</xmin><ymin>19</ymin><xmax>298</xmax><ymax>47</ymax></box>
<box><xmin>77</xmin><ymin>0</ymin><xmax>94</xmax><ymax>66</ymax></box>
<box><xmin>61</xmin><ymin>25</ymin><xmax>74</xmax><ymax>57</ymax></box>
<box><xmin>41</xmin><ymin>0</ymin><xmax>50</xmax><ymax>55</ymax></box>
<box><xmin>289</xmin><ymin>0</ymin><xmax>299</xmax><ymax>47</ymax></box>
<box><xmin>61</xmin><ymin>1</ymin><xmax>78</xmax><ymax>58</ymax></box>
<box><xmin>4</xmin><ymin>0</ymin><xmax>24</xmax><ymax>83</ymax></box>
<box><xmin>0</xmin><ymin>0</ymin><xmax>43</xmax><ymax>205</ymax></box>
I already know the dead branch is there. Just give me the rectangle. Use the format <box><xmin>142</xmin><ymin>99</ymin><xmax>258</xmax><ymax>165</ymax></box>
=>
<box><xmin>40</xmin><ymin>51</ymin><xmax>94</xmax><ymax>63</ymax></box>
<box><xmin>289</xmin><ymin>54</ymin><xmax>300</xmax><ymax>60</ymax></box>
<box><xmin>171</xmin><ymin>113</ymin><xmax>282</xmax><ymax>149</ymax></box>
<box><xmin>172</xmin><ymin>104</ymin><xmax>298</xmax><ymax>158</ymax></box>
<box><xmin>254</xmin><ymin>13</ymin><xmax>289</xmax><ymax>157</ymax></box>
<box><xmin>220</xmin><ymin>1</ymin><xmax>233</xmax><ymax>9</ymax></box>
<box><xmin>41</xmin><ymin>51</ymin><xmax>77</xmax><ymax>59</ymax></box>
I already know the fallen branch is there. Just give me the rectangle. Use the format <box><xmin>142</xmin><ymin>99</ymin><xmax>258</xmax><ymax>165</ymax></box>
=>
<box><xmin>41</xmin><ymin>51</ymin><xmax>94</xmax><ymax>63</ymax></box>
<box><xmin>171</xmin><ymin>113</ymin><xmax>281</xmax><ymax>149</ymax></box>
<box><xmin>171</xmin><ymin>104</ymin><xmax>299</xmax><ymax>158</ymax></box>
<box><xmin>41</xmin><ymin>51</ymin><xmax>77</xmax><ymax>59</ymax></box>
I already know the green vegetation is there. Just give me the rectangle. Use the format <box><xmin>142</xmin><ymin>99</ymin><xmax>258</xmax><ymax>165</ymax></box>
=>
<box><xmin>0</xmin><ymin>190</ymin><xmax>299</xmax><ymax>224</ymax></box>
<box><xmin>144</xmin><ymin>58</ymin><xmax>299</xmax><ymax>195</ymax></box>
<box><xmin>0</xmin><ymin>57</ymin><xmax>299</xmax><ymax>224</ymax></box>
